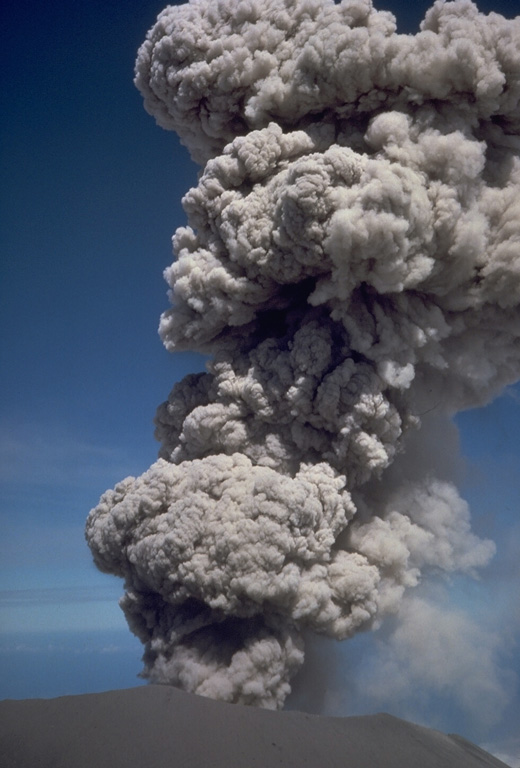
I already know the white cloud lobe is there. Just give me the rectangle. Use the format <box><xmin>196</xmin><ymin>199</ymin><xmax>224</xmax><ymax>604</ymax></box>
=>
<box><xmin>86</xmin><ymin>0</ymin><xmax>520</xmax><ymax>708</ymax></box>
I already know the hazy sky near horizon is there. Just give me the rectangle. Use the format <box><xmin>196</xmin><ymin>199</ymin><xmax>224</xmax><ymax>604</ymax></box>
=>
<box><xmin>1</xmin><ymin>0</ymin><xmax>519</xmax><ymax>762</ymax></box>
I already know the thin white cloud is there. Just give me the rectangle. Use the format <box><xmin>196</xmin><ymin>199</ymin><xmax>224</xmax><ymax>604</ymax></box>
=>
<box><xmin>0</xmin><ymin>585</ymin><xmax>126</xmax><ymax>634</ymax></box>
<box><xmin>0</xmin><ymin>419</ymin><xmax>146</xmax><ymax>489</ymax></box>
<box><xmin>0</xmin><ymin>585</ymin><xmax>121</xmax><ymax>606</ymax></box>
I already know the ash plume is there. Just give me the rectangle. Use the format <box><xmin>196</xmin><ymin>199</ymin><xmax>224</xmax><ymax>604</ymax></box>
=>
<box><xmin>86</xmin><ymin>0</ymin><xmax>520</xmax><ymax>709</ymax></box>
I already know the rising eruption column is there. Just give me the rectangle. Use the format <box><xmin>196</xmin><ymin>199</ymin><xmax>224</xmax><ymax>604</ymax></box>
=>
<box><xmin>86</xmin><ymin>0</ymin><xmax>520</xmax><ymax>708</ymax></box>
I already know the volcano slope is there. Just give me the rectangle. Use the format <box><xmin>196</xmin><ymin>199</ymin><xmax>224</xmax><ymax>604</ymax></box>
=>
<box><xmin>0</xmin><ymin>685</ymin><xmax>511</xmax><ymax>768</ymax></box>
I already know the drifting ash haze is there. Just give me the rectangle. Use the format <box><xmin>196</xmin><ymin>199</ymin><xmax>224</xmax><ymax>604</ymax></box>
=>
<box><xmin>86</xmin><ymin>0</ymin><xmax>520</xmax><ymax>709</ymax></box>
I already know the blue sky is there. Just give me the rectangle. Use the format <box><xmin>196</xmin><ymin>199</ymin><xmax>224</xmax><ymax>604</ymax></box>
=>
<box><xmin>1</xmin><ymin>0</ymin><xmax>519</xmax><ymax>762</ymax></box>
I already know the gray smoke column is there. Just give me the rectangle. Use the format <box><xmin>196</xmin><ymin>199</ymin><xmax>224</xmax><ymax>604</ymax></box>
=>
<box><xmin>86</xmin><ymin>0</ymin><xmax>520</xmax><ymax>708</ymax></box>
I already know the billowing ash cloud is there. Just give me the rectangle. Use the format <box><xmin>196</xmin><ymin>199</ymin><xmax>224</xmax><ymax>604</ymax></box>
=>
<box><xmin>86</xmin><ymin>0</ymin><xmax>520</xmax><ymax>708</ymax></box>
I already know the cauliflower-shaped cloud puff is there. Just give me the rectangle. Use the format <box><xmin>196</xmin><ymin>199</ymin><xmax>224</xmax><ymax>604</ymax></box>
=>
<box><xmin>86</xmin><ymin>0</ymin><xmax>520</xmax><ymax>708</ymax></box>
